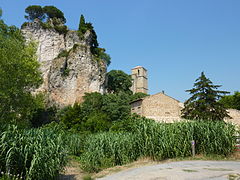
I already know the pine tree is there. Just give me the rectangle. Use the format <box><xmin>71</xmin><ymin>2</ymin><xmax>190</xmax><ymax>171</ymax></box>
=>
<box><xmin>181</xmin><ymin>72</ymin><xmax>230</xmax><ymax>121</ymax></box>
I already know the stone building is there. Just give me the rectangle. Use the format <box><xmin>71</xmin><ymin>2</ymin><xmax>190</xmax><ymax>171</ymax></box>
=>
<box><xmin>131</xmin><ymin>66</ymin><xmax>148</xmax><ymax>94</ymax></box>
<box><xmin>131</xmin><ymin>92</ymin><xmax>184</xmax><ymax>123</ymax></box>
<box><xmin>130</xmin><ymin>66</ymin><xmax>240</xmax><ymax>125</ymax></box>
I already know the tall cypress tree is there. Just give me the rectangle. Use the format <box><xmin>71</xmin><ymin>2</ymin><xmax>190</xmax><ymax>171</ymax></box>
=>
<box><xmin>181</xmin><ymin>72</ymin><xmax>230</xmax><ymax>121</ymax></box>
<box><xmin>78</xmin><ymin>14</ymin><xmax>85</xmax><ymax>31</ymax></box>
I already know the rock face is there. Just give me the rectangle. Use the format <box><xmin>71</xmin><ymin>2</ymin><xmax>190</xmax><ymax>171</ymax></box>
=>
<box><xmin>21</xmin><ymin>20</ymin><xmax>106</xmax><ymax>107</ymax></box>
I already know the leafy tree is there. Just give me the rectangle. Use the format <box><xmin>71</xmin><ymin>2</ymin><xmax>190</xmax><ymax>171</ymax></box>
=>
<box><xmin>59</xmin><ymin>92</ymin><xmax>132</xmax><ymax>133</ymax></box>
<box><xmin>0</xmin><ymin>8</ymin><xmax>2</xmax><ymax>18</ymax></box>
<box><xmin>43</xmin><ymin>6</ymin><xmax>66</xmax><ymax>23</ymax></box>
<box><xmin>83</xmin><ymin>112</ymin><xmax>111</xmax><ymax>133</ymax></box>
<box><xmin>102</xmin><ymin>92</ymin><xmax>131</xmax><ymax>122</ymax></box>
<box><xmin>25</xmin><ymin>5</ymin><xmax>45</xmax><ymax>21</ymax></box>
<box><xmin>0</xmin><ymin>20</ymin><xmax>42</xmax><ymax>126</ymax></box>
<box><xmin>219</xmin><ymin>91</ymin><xmax>240</xmax><ymax>110</ymax></box>
<box><xmin>106</xmin><ymin>70</ymin><xmax>132</xmax><ymax>94</ymax></box>
<box><xmin>181</xmin><ymin>72</ymin><xmax>230</xmax><ymax>121</ymax></box>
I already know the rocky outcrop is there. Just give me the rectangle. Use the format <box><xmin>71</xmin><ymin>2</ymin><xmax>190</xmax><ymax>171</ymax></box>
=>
<box><xmin>225</xmin><ymin>109</ymin><xmax>240</xmax><ymax>126</ymax></box>
<box><xmin>21</xmin><ymin>20</ymin><xmax>106</xmax><ymax>107</ymax></box>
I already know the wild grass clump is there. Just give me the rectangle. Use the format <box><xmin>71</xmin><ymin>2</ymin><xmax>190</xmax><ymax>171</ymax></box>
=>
<box><xmin>0</xmin><ymin>125</ymin><xmax>68</xmax><ymax>180</ymax></box>
<box><xmin>80</xmin><ymin>132</ymin><xmax>139</xmax><ymax>172</ymax></box>
<box><xmin>80</xmin><ymin>118</ymin><xmax>237</xmax><ymax>172</ymax></box>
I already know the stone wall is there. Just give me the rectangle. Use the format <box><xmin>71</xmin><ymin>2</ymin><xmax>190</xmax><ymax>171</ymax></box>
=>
<box><xmin>131</xmin><ymin>100</ymin><xmax>143</xmax><ymax>115</ymax></box>
<box><xmin>131</xmin><ymin>92</ymin><xmax>184</xmax><ymax>123</ymax></box>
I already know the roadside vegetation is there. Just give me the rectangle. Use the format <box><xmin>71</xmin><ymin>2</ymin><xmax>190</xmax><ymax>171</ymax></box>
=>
<box><xmin>0</xmin><ymin>5</ymin><xmax>240</xmax><ymax>180</ymax></box>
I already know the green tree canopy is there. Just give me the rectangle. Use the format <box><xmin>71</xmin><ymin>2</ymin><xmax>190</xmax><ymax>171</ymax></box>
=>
<box><xmin>181</xmin><ymin>72</ymin><xmax>230</xmax><ymax>121</ymax></box>
<box><xmin>59</xmin><ymin>92</ymin><xmax>132</xmax><ymax>133</ymax></box>
<box><xmin>43</xmin><ymin>6</ymin><xmax>66</xmax><ymax>23</ymax></box>
<box><xmin>0</xmin><ymin>20</ymin><xmax>42</xmax><ymax>126</ymax></box>
<box><xmin>25</xmin><ymin>5</ymin><xmax>45</xmax><ymax>21</ymax></box>
<box><xmin>106</xmin><ymin>70</ymin><xmax>132</xmax><ymax>94</ymax></box>
<box><xmin>219</xmin><ymin>91</ymin><xmax>240</xmax><ymax>110</ymax></box>
<box><xmin>78</xmin><ymin>14</ymin><xmax>86</xmax><ymax>33</ymax></box>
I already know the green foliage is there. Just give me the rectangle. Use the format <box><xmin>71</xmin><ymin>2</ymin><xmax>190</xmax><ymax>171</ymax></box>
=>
<box><xmin>60</xmin><ymin>92</ymin><xmax>132</xmax><ymax>133</ymax></box>
<box><xmin>0</xmin><ymin>20</ymin><xmax>42</xmax><ymax>126</ymax></box>
<box><xmin>0</xmin><ymin>8</ymin><xmax>2</xmax><ymax>18</ymax></box>
<box><xmin>54</xmin><ymin>24</ymin><xmax>68</xmax><ymax>34</ymax></box>
<box><xmin>78</xmin><ymin>15</ymin><xmax>111</xmax><ymax>66</ymax></box>
<box><xmin>57</xmin><ymin>50</ymin><xmax>69</xmax><ymax>58</ymax></box>
<box><xmin>24</xmin><ymin>5</ymin><xmax>45</xmax><ymax>21</ymax></box>
<box><xmin>219</xmin><ymin>91</ymin><xmax>240</xmax><ymax>110</ymax></box>
<box><xmin>101</xmin><ymin>92</ymin><xmax>131</xmax><ymax>122</ymax></box>
<box><xmin>181</xmin><ymin>72</ymin><xmax>230</xmax><ymax>121</ymax></box>
<box><xmin>82</xmin><ymin>175</ymin><xmax>94</xmax><ymax>180</ymax></box>
<box><xmin>92</xmin><ymin>47</ymin><xmax>111</xmax><ymax>66</ymax></box>
<box><xmin>62</xmin><ymin>68</ymin><xmax>70</xmax><ymax>77</ymax></box>
<box><xmin>0</xmin><ymin>125</ymin><xmax>68</xmax><ymax>180</ymax></box>
<box><xmin>78</xmin><ymin>14</ymin><xmax>87</xmax><ymax>38</ymax></box>
<box><xmin>106</xmin><ymin>70</ymin><xmax>132</xmax><ymax>94</ymax></box>
<box><xmin>30</xmin><ymin>94</ymin><xmax>58</xmax><ymax>128</ymax></box>
<box><xmin>84</xmin><ymin>112</ymin><xmax>111</xmax><ymax>133</ymax></box>
<box><xmin>43</xmin><ymin>6</ymin><xmax>66</xmax><ymax>23</ymax></box>
<box><xmin>24</xmin><ymin>6</ymin><xmax>68</xmax><ymax>34</ymax></box>
<box><xmin>80</xmin><ymin>118</ymin><xmax>236</xmax><ymax>172</ymax></box>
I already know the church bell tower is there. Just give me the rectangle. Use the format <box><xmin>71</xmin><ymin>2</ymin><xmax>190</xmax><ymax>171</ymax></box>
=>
<box><xmin>131</xmin><ymin>66</ymin><xmax>148</xmax><ymax>94</ymax></box>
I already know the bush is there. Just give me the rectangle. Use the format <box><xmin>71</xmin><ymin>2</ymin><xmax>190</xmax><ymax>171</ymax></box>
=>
<box><xmin>54</xmin><ymin>25</ymin><xmax>68</xmax><ymax>34</ymax></box>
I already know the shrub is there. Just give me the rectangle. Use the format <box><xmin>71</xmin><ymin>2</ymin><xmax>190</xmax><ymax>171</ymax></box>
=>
<box><xmin>54</xmin><ymin>25</ymin><xmax>68</xmax><ymax>34</ymax></box>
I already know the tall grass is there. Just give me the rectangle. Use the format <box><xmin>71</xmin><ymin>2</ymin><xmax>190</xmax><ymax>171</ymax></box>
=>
<box><xmin>80</xmin><ymin>119</ymin><xmax>237</xmax><ymax>172</ymax></box>
<box><xmin>0</xmin><ymin>126</ymin><xmax>67</xmax><ymax>180</ymax></box>
<box><xmin>80</xmin><ymin>132</ymin><xmax>139</xmax><ymax>172</ymax></box>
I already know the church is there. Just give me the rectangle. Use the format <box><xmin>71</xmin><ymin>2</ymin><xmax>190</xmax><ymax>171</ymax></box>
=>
<box><xmin>130</xmin><ymin>66</ymin><xmax>240</xmax><ymax>125</ymax></box>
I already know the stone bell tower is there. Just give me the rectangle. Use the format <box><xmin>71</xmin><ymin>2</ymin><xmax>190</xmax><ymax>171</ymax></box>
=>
<box><xmin>131</xmin><ymin>66</ymin><xmax>148</xmax><ymax>94</ymax></box>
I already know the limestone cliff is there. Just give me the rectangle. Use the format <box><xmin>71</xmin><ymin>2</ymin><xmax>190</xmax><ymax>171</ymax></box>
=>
<box><xmin>21</xmin><ymin>20</ymin><xmax>106</xmax><ymax>107</ymax></box>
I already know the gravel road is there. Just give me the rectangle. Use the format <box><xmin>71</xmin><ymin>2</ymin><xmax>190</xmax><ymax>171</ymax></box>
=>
<box><xmin>98</xmin><ymin>161</ymin><xmax>240</xmax><ymax>180</ymax></box>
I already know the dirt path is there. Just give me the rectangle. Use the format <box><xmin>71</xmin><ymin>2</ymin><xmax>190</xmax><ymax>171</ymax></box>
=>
<box><xmin>58</xmin><ymin>159</ymin><xmax>84</xmax><ymax>180</ymax></box>
<box><xmin>97</xmin><ymin>161</ymin><xmax>240</xmax><ymax>180</ymax></box>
